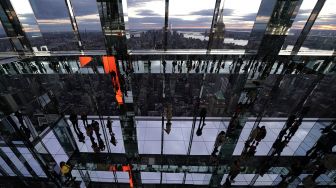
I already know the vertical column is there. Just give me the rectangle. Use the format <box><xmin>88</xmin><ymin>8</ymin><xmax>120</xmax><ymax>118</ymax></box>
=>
<box><xmin>163</xmin><ymin>0</ymin><xmax>169</xmax><ymax>51</ymax></box>
<box><xmin>64</xmin><ymin>0</ymin><xmax>84</xmax><ymax>52</ymax></box>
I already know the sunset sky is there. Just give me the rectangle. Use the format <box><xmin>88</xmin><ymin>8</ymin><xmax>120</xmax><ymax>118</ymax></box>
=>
<box><xmin>126</xmin><ymin>0</ymin><xmax>336</xmax><ymax>31</ymax></box>
<box><xmin>3</xmin><ymin>0</ymin><xmax>336</xmax><ymax>34</ymax></box>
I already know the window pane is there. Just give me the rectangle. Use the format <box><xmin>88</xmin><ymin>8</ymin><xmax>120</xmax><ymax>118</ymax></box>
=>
<box><xmin>0</xmin><ymin>22</ymin><xmax>13</xmax><ymax>52</ymax></box>
<box><xmin>10</xmin><ymin>0</ymin><xmax>45</xmax><ymax>51</ymax></box>
<box><xmin>71</xmin><ymin>0</ymin><xmax>106</xmax><ymax>50</ymax></box>
<box><xmin>300</xmin><ymin>0</ymin><xmax>336</xmax><ymax>52</ymax></box>
<box><xmin>29</xmin><ymin>0</ymin><xmax>79</xmax><ymax>51</ymax></box>
<box><xmin>126</xmin><ymin>0</ymin><xmax>165</xmax><ymax>50</ymax></box>
<box><xmin>167</xmin><ymin>0</ymin><xmax>216</xmax><ymax>49</ymax></box>
<box><xmin>281</xmin><ymin>0</ymin><xmax>318</xmax><ymax>51</ymax></box>
<box><xmin>219</xmin><ymin>0</ymin><xmax>262</xmax><ymax>50</ymax></box>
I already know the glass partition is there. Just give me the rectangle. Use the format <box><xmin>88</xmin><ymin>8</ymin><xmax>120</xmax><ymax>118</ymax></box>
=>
<box><xmin>29</xmin><ymin>0</ymin><xmax>79</xmax><ymax>51</ymax></box>
<box><xmin>219</xmin><ymin>0</ymin><xmax>262</xmax><ymax>50</ymax></box>
<box><xmin>70</xmin><ymin>0</ymin><xmax>105</xmax><ymax>50</ymax></box>
<box><xmin>0</xmin><ymin>21</ymin><xmax>13</xmax><ymax>52</ymax></box>
<box><xmin>126</xmin><ymin>0</ymin><xmax>165</xmax><ymax>50</ymax></box>
<box><xmin>300</xmin><ymin>0</ymin><xmax>336</xmax><ymax>53</ymax></box>
<box><xmin>281</xmin><ymin>0</ymin><xmax>318</xmax><ymax>52</ymax></box>
<box><xmin>168</xmin><ymin>0</ymin><xmax>216</xmax><ymax>49</ymax></box>
<box><xmin>10</xmin><ymin>0</ymin><xmax>45</xmax><ymax>51</ymax></box>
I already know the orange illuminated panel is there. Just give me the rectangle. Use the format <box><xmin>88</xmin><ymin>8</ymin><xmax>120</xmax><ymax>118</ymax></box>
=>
<box><xmin>79</xmin><ymin>56</ymin><xmax>92</xmax><ymax>67</ymax></box>
<box><xmin>102</xmin><ymin>56</ymin><xmax>123</xmax><ymax>105</ymax></box>
<box><xmin>109</xmin><ymin>164</ymin><xmax>133</xmax><ymax>188</ymax></box>
<box><xmin>123</xmin><ymin>165</ymin><xmax>133</xmax><ymax>188</ymax></box>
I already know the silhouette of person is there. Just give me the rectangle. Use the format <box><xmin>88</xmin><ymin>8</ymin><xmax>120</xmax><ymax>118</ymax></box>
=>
<box><xmin>227</xmin><ymin>160</ymin><xmax>241</xmax><ymax>183</ymax></box>
<box><xmin>271</xmin><ymin>139</ymin><xmax>288</xmax><ymax>157</ymax></box>
<box><xmin>196</xmin><ymin>108</ymin><xmax>207</xmax><ymax>136</ymax></box>
<box><xmin>148</xmin><ymin>60</ymin><xmax>151</xmax><ymax>73</ymax></box>
<box><xmin>254</xmin><ymin>126</ymin><xmax>266</xmax><ymax>144</ymax></box>
<box><xmin>286</xmin><ymin>119</ymin><xmax>302</xmax><ymax>138</ymax></box>
<box><xmin>285</xmin><ymin>114</ymin><xmax>296</xmax><ymax>130</ymax></box>
<box><xmin>106</xmin><ymin>117</ymin><xmax>118</xmax><ymax>146</ymax></box>
<box><xmin>15</xmin><ymin>111</ymin><xmax>31</xmax><ymax>138</ymax></box>
<box><xmin>306</xmin><ymin>129</ymin><xmax>336</xmax><ymax>157</ymax></box>
<box><xmin>215</xmin><ymin>59</ymin><xmax>222</xmax><ymax>73</ymax></box>
<box><xmin>214</xmin><ymin>131</ymin><xmax>226</xmax><ymax>148</ymax></box>
<box><xmin>70</xmin><ymin>112</ymin><xmax>84</xmax><ymax>143</ymax></box>
<box><xmin>81</xmin><ymin>112</ymin><xmax>88</xmax><ymax>128</ymax></box>
<box><xmin>172</xmin><ymin>61</ymin><xmax>177</xmax><ymax>73</ymax></box>
<box><xmin>162</xmin><ymin>60</ymin><xmax>166</xmax><ymax>73</ymax></box>
<box><xmin>164</xmin><ymin>103</ymin><xmax>172</xmax><ymax>134</ymax></box>
<box><xmin>92</xmin><ymin>120</ymin><xmax>105</xmax><ymax>151</ymax></box>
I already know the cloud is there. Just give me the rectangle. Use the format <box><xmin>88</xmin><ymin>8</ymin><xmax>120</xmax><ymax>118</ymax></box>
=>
<box><xmin>71</xmin><ymin>0</ymin><xmax>100</xmax><ymax>17</ymax></box>
<box><xmin>129</xmin><ymin>16</ymin><xmax>163</xmax><ymax>29</ymax></box>
<box><xmin>127</xmin><ymin>0</ymin><xmax>159</xmax><ymax>8</ymax></box>
<box><xmin>30</xmin><ymin>0</ymin><xmax>70</xmax><ymax>19</ymax></box>
<box><xmin>134</xmin><ymin>9</ymin><xmax>162</xmax><ymax>17</ymax></box>
<box><xmin>188</xmin><ymin>9</ymin><xmax>214</xmax><ymax>16</ymax></box>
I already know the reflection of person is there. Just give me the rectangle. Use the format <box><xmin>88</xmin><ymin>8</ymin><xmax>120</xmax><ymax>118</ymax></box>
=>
<box><xmin>172</xmin><ymin>61</ymin><xmax>177</xmax><ymax>73</ymax></box>
<box><xmin>196</xmin><ymin>108</ymin><xmax>207</xmax><ymax>136</ymax></box>
<box><xmin>87</xmin><ymin>121</ymin><xmax>100</xmax><ymax>153</ymax></box>
<box><xmin>92</xmin><ymin>120</ymin><xmax>105</xmax><ymax>151</ymax></box>
<box><xmin>164</xmin><ymin>103</ymin><xmax>172</xmax><ymax>134</ymax></box>
<box><xmin>227</xmin><ymin>160</ymin><xmax>241</xmax><ymax>183</ymax></box>
<box><xmin>106</xmin><ymin>117</ymin><xmax>113</xmax><ymax>133</ymax></box>
<box><xmin>286</xmin><ymin>119</ymin><xmax>302</xmax><ymax>138</ymax></box>
<box><xmin>70</xmin><ymin>112</ymin><xmax>85</xmax><ymax>143</ymax></box>
<box><xmin>106</xmin><ymin>117</ymin><xmax>117</xmax><ymax>146</ymax></box>
<box><xmin>255</xmin><ymin>126</ymin><xmax>266</xmax><ymax>143</ymax></box>
<box><xmin>81</xmin><ymin>112</ymin><xmax>88</xmax><ymax>127</ymax></box>
<box><xmin>306</xmin><ymin>129</ymin><xmax>336</xmax><ymax>157</ymax></box>
<box><xmin>69</xmin><ymin>113</ymin><xmax>79</xmax><ymax>132</ymax></box>
<box><xmin>148</xmin><ymin>60</ymin><xmax>151</xmax><ymax>73</ymax></box>
<box><xmin>162</xmin><ymin>60</ymin><xmax>166</xmax><ymax>73</ymax></box>
<box><xmin>15</xmin><ymin>111</ymin><xmax>31</xmax><ymax>138</ymax></box>
<box><xmin>271</xmin><ymin>139</ymin><xmax>288</xmax><ymax>157</ymax></box>
<box><xmin>214</xmin><ymin>131</ymin><xmax>226</xmax><ymax>148</ymax></box>
<box><xmin>60</xmin><ymin>161</ymin><xmax>75</xmax><ymax>184</ymax></box>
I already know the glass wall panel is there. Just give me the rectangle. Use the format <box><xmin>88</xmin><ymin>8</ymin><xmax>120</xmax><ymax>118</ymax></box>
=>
<box><xmin>126</xmin><ymin>0</ymin><xmax>165</xmax><ymax>50</ymax></box>
<box><xmin>300</xmin><ymin>0</ymin><xmax>336</xmax><ymax>52</ymax></box>
<box><xmin>0</xmin><ymin>156</ymin><xmax>15</xmax><ymax>176</ymax></box>
<box><xmin>218</xmin><ymin>0</ymin><xmax>262</xmax><ymax>50</ymax></box>
<box><xmin>1</xmin><ymin>147</ymin><xmax>31</xmax><ymax>177</ymax></box>
<box><xmin>167</xmin><ymin>0</ymin><xmax>216</xmax><ymax>49</ymax></box>
<box><xmin>29</xmin><ymin>0</ymin><xmax>79</xmax><ymax>51</ymax></box>
<box><xmin>281</xmin><ymin>0</ymin><xmax>318</xmax><ymax>51</ymax></box>
<box><xmin>67</xmin><ymin>117</ymin><xmax>125</xmax><ymax>153</ymax></box>
<box><xmin>245</xmin><ymin>0</ymin><xmax>277</xmax><ymax>52</ymax></box>
<box><xmin>71</xmin><ymin>0</ymin><xmax>105</xmax><ymax>50</ymax></box>
<box><xmin>232</xmin><ymin>120</ymin><xmax>285</xmax><ymax>156</ymax></box>
<box><xmin>17</xmin><ymin>147</ymin><xmax>47</xmax><ymax>177</ymax></box>
<box><xmin>41</xmin><ymin>131</ymin><xmax>69</xmax><ymax>164</ymax></box>
<box><xmin>0</xmin><ymin>22</ymin><xmax>13</xmax><ymax>52</ymax></box>
<box><xmin>10</xmin><ymin>0</ymin><xmax>45</xmax><ymax>51</ymax></box>
<box><xmin>185</xmin><ymin>173</ymin><xmax>211</xmax><ymax>185</ymax></box>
